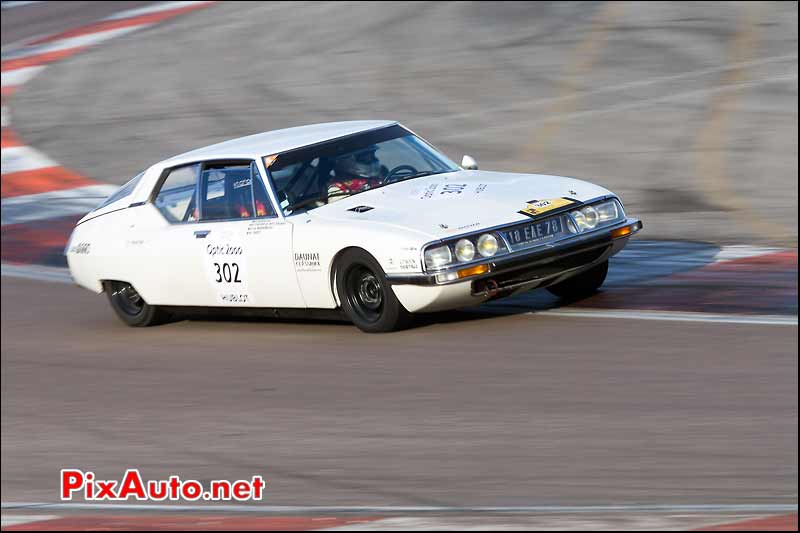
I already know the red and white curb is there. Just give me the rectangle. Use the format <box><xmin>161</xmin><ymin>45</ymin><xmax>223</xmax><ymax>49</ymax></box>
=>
<box><xmin>535</xmin><ymin>244</ymin><xmax>797</xmax><ymax>326</ymax></box>
<box><xmin>503</xmin><ymin>244</ymin><xmax>797</xmax><ymax>325</ymax></box>
<box><xmin>1</xmin><ymin>1</ymin><xmax>215</xmax><ymax>226</ymax></box>
<box><xmin>0</xmin><ymin>2</ymin><xmax>42</xmax><ymax>10</ymax></box>
<box><xmin>536</xmin><ymin>308</ymin><xmax>798</xmax><ymax>326</ymax></box>
<box><xmin>1</xmin><ymin>504</ymin><xmax>797</xmax><ymax>531</ymax></box>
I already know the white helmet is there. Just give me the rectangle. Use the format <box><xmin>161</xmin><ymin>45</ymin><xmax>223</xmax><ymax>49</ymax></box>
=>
<box><xmin>334</xmin><ymin>146</ymin><xmax>380</xmax><ymax>179</ymax></box>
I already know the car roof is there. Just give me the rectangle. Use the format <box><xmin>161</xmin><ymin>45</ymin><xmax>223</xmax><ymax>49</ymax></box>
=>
<box><xmin>160</xmin><ymin>120</ymin><xmax>398</xmax><ymax>166</ymax></box>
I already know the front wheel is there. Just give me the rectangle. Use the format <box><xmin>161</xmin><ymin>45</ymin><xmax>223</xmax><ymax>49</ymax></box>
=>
<box><xmin>336</xmin><ymin>249</ymin><xmax>412</xmax><ymax>333</ymax></box>
<box><xmin>546</xmin><ymin>260</ymin><xmax>608</xmax><ymax>299</ymax></box>
<box><xmin>104</xmin><ymin>281</ymin><xmax>169</xmax><ymax>327</ymax></box>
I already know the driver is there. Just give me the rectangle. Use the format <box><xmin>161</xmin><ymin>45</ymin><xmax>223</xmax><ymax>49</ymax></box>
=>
<box><xmin>326</xmin><ymin>145</ymin><xmax>382</xmax><ymax>203</ymax></box>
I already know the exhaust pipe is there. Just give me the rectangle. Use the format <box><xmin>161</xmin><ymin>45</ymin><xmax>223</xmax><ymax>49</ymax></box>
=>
<box><xmin>484</xmin><ymin>278</ymin><xmax>499</xmax><ymax>298</ymax></box>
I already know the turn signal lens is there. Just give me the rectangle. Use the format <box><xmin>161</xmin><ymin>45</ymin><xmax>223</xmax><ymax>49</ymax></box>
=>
<box><xmin>611</xmin><ymin>225</ymin><xmax>633</xmax><ymax>239</ymax></box>
<box><xmin>457</xmin><ymin>264</ymin><xmax>490</xmax><ymax>279</ymax></box>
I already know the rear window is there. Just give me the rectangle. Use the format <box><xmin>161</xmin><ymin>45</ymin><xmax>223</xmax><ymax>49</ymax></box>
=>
<box><xmin>94</xmin><ymin>171</ymin><xmax>144</xmax><ymax>210</ymax></box>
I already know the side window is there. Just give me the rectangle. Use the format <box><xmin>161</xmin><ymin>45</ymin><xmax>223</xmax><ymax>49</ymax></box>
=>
<box><xmin>199</xmin><ymin>162</ymin><xmax>276</xmax><ymax>221</ymax></box>
<box><xmin>95</xmin><ymin>171</ymin><xmax>144</xmax><ymax>211</ymax></box>
<box><xmin>154</xmin><ymin>164</ymin><xmax>200</xmax><ymax>223</ymax></box>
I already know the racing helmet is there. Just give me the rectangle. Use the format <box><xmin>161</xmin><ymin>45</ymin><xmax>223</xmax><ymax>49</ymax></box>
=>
<box><xmin>334</xmin><ymin>145</ymin><xmax>380</xmax><ymax>180</ymax></box>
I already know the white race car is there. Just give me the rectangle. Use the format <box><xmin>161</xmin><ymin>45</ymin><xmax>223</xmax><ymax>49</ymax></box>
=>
<box><xmin>67</xmin><ymin>121</ymin><xmax>642</xmax><ymax>332</ymax></box>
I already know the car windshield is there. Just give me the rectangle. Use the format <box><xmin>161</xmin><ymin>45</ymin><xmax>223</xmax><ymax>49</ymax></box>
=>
<box><xmin>265</xmin><ymin>125</ymin><xmax>459</xmax><ymax>215</ymax></box>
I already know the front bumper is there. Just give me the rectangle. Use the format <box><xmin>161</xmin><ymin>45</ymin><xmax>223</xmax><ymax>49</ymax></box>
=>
<box><xmin>386</xmin><ymin>218</ymin><xmax>642</xmax><ymax>293</ymax></box>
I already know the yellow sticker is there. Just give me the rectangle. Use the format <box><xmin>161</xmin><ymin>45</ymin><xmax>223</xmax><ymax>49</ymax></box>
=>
<box><xmin>520</xmin><ymin>197</ymin><xmax>576</xmax><ymax>217</ymax></box>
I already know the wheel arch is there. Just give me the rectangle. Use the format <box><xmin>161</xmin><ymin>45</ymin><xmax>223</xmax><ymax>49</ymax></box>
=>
<box><xmin>328</xmin><ymin>246</ymin><xmax>380</xmax><ymax>307</ymax></box>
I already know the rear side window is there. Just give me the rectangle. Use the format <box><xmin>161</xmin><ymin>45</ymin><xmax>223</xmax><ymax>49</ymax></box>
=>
<box><xmin>94</xmin><ymin>171</ymin><xmax>144</xmax><ymax>210</ymax></box>
<box><xmin>199</xmin><ymin>162</ymin><xmax>275</xmax><ymax>221</ymax></box>
<box><xmin>154</xmin><ymin>164</ymin><xmax>200</xmax><ymax>223</ymax></box>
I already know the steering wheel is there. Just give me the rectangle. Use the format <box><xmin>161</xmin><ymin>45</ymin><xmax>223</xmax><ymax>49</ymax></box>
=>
<box><xmin>384</xmin><ymin>165</ymin><xmax>418</xmax><ymax>183</ymax></box>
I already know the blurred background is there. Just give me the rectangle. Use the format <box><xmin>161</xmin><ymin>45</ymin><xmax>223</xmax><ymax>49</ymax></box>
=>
<box><xmin>10</xmin><ymin>1</ymin><xmax>798</xmax><ymax>245</ymax></box>
<box><xmin>1</xmin><ymin>1</ymin><xmax>797</xmax><ymax>529</ymax></box>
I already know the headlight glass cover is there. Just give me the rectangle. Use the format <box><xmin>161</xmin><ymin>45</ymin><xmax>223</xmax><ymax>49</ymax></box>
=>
<box><xmin>568</xmin><ymin>199</ymin><xmax>624</xmax><ymax>234</ymax></box>
<box><xmin>423</xmin><ymin>232</ymin><xmax>508</xmax><ymax>271</ymax></box>
<box><xmin>454</xmin><ymin>239</ymin><xmax>475</xmax><ymax>262</ymax></box>
<box><xmin>477</xmin><ymin>233</ymin><xmax>499</xmax><ymax>257</ymax></box>
<box><xmin>424</xmin><ymin>245</ymin><xmax>453</xmax><ymax>269</ymax></box>
<box><xmin>595</xmin><ymin>200</ymin><xmax>619</xmax><ymax>222</ymax></box>
<box><xmin>423</xmin><ymin>198</ymin><xmax>624</xmax><ymax>271</ymax></box>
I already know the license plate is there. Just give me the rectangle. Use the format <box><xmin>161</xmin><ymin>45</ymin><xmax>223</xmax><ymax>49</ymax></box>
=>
<box><xmin>505</xmin><ymin>216</ymin><xmax>566</xmax><ymax>248</ymax></box>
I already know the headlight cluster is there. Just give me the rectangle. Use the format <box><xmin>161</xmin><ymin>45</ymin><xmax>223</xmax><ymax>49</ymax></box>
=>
<box><xmin>424</xmin><ymin>232</ymin><xmax>507</xmax><ymax>270</ymax></box>
<box><xmin>566</xmin><ymin>199</ymin><xmax>623</xmax><ymax>234</ymax></box>
<box><xmin>423</xmin><ymin>199</ymin><xmax>625</xmax><ymax>272</ymax></box>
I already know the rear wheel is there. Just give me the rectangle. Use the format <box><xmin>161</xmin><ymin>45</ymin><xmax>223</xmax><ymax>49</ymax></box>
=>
<box><xmin>336</xmin><ymin>249</ymin><xmax>411</xmax><ymax>333</ymax></box>
<box><xmin>546</xmin><ymin>260</ymin><xmax>608</xmax><ymax>299</ymax></box>
<box><xmin>104</xmin><ymin>281</ymin><xmax>169</xmax><ymax>327</ymax></box>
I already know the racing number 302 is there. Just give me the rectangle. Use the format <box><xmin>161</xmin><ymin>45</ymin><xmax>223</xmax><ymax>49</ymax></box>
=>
<box><xmin>214</xmin><ymin>262</ymin><xmax>241</xmax><ymax>283</ymax></box>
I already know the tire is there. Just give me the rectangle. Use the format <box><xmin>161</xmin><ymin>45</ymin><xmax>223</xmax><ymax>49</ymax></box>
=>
<box><xmin>335</xmin><ymin>249</ymin><xmax>412</xmax><ymax>333</ymax></box>
<box><xmin>104</xmin><ymin>281</ymin><xmax>169</xmax><ymax>327</ymax></box>
<box><xmin>546</xmin><ymin>260</ymin><xmax>609</xmax><ymax>299</ymax></box>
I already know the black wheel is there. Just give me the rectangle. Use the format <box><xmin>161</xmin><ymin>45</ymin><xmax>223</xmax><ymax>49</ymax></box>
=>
<box><xmin>336</xmin><ymin>249</ymin><xmax>412</xmax><ymax>333</ymax></box>
<box><xmin>104</xmin><ymin>281</ymin><xmax>169</xmax><ymax>327</ymax></box>
<box><xmin>546</xmin><ymin>260</ymin><xmax>609</xmax><ymax>299</ymax></box>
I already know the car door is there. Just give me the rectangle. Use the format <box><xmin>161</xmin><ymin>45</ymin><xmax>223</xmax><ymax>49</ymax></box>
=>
<box><xmin>138</xmin><ymin>160</ymin><xmax>304</xmax><ymax>309</ymax></box>
<box><xmin>191</xmin><ymin>160</ymin><xmax>304</xmax><ymax>309</ymax></box>
<box><xmin>137</xmin><ymin>162</ymin><xmax>212</xmax><ymax>306</ymax></box>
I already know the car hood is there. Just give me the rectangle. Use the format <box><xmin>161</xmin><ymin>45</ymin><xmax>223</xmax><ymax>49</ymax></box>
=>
<box><xmin>309</xmin><ymin>170</ymin><xmax>615</xmax><ymax>240</ymax></box>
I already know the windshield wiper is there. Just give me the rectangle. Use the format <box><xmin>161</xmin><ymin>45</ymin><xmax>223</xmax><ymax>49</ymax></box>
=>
<box><xmin>386</xmin><ymin>170</ymin><xmax>446</xmax><ymax>183</ymax></box>
<box><xmin>402</xmin><ymin>170</ymin><xmax>440</xmax><ymax>180</ymax></box>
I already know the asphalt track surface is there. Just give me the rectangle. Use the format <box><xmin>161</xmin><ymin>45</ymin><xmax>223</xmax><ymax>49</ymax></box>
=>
<box><xmin>1</xmin><ymin>1</ymin><xmax>798</xmax><ymax>529</ymax></box>
<box><xmin>2</xmin><ymin>274</ymin><xmax>798</xmax><ymax>507</ymax></box>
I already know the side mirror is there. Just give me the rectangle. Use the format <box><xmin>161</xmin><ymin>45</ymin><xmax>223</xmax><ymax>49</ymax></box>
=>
<box><xmin>460</xmin><ymin>155</ymin><xmax>478</xmax><ymax>170</ymax></box>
